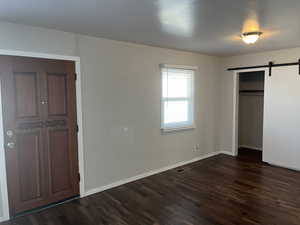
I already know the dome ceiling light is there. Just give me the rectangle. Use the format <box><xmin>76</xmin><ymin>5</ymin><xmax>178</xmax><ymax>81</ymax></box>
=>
<box><xmin>241</xmin><ymin>31</ymin><xmax>263</xmax><ymax>44</ymax></box>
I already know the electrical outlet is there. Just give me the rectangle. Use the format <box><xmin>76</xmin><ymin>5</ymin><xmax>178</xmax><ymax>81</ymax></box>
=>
<box><xmin>193</xmin><ymin>144</ymin><xmax>200</xmax><ymax>151</ymax></box>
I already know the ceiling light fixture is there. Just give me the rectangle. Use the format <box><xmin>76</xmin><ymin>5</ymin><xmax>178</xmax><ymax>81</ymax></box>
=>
<box><xmin>241</xmin><ymin>31</ymin><xmax>262</xmax><ymax>44</ymax></box>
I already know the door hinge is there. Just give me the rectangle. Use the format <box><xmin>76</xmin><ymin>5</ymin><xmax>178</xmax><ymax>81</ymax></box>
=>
<box><xmin>76</xmin><ymin>124</ymin><xmax>79</xmax><ymax>133</ymax></box>
<box><xmin>78</xmin><ymin>173</ymin><xmax>81</xmax><ymax>182</ymax></box>
<box><xmin>74</xmin><ymin>73</ymin><xmax>77</xmax><ymax>81</ymax></box>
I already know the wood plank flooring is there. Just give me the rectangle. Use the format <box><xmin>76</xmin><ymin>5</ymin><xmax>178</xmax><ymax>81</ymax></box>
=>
<box><xmin>2</xmin><ymin>152</ymin><xmax>300</xmax><ymax>225</ymax></box>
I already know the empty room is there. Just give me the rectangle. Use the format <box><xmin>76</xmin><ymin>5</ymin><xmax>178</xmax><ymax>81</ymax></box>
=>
<box><xmin>0</xmin><ymin>0</ymin><xmax>300</xmax><ymax>224</ymax></box>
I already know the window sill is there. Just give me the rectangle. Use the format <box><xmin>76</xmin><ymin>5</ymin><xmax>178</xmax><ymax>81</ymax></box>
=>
<box><xmin>161</xmin><ymin>126</ymin><xmax>195</xmax><ymax>134</ymax></box>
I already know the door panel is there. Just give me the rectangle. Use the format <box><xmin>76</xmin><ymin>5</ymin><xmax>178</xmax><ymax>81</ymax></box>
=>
<box><xmin>16</xmin><ymin>130</ymin><xmax>43</xmax><ymax>202</ymax></box>
<box><xmin>47</xmin><ymin>73</ymin><xmax>68</xmax><ymax>116</ymax></box>
<box><xmin>14</xmin><ymin>72</ymin><xmax>40</xmax><ymax>119</ymax></box>
<box><xmin>48</xmin><ymin>128</ymin><xmax>72</xmax><ymax>195</ymax></box>
<box><xmin>1</xmin><ymin>56</ymin><xmax>79</xmax><ymax>216</ymax></box>
<box><xmin>263</xmin><ymin>66</ymin><xmax>300</xmax><ymax>170</ymax></box>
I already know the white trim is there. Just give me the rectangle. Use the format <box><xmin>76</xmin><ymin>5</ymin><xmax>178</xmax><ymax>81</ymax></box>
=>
<box><xmin>161</xmin><ymin>125</ymin><xmax>195</xmax><ymax>133</ymax></box>
<box><xmin>239</xmin><ymin>145</ymin><xmax>262</xmax><ymax>151</ymax></box>
<box><xmin>268</xmin><ymin>161</ymin><xmax>300</xmax><ymax>172</ymax></box>
<box><xmin>219</xmin><ymin>151</ymin><xmax>236</xmax><ymax>156</ymax></box>
<box><xmin>232</xmin><ymin>71</ymin><xmax>239</xmax><ymax>156</ymax></box>
<box><xmin>0</xmin><ymin>80</ymin><xmax>9</xmax><ymax>223</ymax></box>
<box><xmin>83</xmin><ymin>151</ymin><xmax>220</xmax><ymax>197</ymax></box>
<box><xmin>232</xmin><ymin>68</ymin><xmax>268</xmax><ymax>157</ymax></box>
<box><xmin>0</xmin><ymin>49</ymin><xmax>80</xmax><ymax>61</ymax></box>
<box><xmin>160</xmin><ymin>64</ymin><xmax>198</xmax><ymax>70</ymax></box>
<box><xmin>0</xmin><ymin>49</ymin><xmax>85</xmax><ymax>222</ymax></box>
<box><xmin>0</xmin><ymin>216</ymin><xmax>9</xmax><ymax>223</ymax></box>
<box><xmin>74</xmin><ymin>62</ymin><xmax>86</xmax><ymax>197</ymax></box>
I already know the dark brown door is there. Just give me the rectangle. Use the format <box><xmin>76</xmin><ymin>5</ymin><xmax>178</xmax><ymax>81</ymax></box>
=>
<box><xmin>0</xmin><ymin>56</ymin><xmax>79</xmax><ymax>215</ymax></box>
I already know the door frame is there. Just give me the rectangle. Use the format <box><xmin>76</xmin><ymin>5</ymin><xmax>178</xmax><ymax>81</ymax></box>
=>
<box><xmin>231</xmin><ymin>68</ymin><xmax>268</xmax><ymax>156</ymax></box>
<box><xmin>0</xmin><ymin>49</ymin><xmax>85</xmax><ymax>222</ymax></box>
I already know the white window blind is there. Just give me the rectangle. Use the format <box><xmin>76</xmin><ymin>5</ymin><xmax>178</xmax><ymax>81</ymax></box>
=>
<box><xmin>161</xmin><ymin>65</ymin><xmax>195</xmax><ymax>131</ymax></box>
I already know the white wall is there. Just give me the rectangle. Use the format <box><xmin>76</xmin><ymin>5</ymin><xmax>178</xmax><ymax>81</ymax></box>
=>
<box><xmin>0</xmin><ymin>22</ymin><xmax>222</xmax><ymax>220</ymax></box>
<box><xmin>220</xmin><ymin>47</ymin><xmax>300</xmax><ymax>153</ymax></box>
<box><xmin>77</xmin><ymin>35</ymin><xmax>221</xmax><ymax>191</ymax></box>
<box><xmin>0</xmin><ymin>22</ymin><xmax>78</xmax><ymax>56</ymax></box>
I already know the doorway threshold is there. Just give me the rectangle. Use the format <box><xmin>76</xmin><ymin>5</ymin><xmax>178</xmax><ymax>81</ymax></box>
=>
<box><xmin>12</xmin><ymin>195</ymin><xmax>80</xmax><ymax>219</ymax></box>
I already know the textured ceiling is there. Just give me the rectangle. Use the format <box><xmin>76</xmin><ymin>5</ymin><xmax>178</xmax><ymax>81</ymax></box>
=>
<box><xmin>0</xmin><ymin>0</ymin><xmax>299</xmax><ymax>56</ymax></box>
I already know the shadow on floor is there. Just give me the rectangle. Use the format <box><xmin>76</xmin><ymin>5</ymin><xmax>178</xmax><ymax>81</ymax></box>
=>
<box><xmin>238</xmin><ymin>147</ymin><xmax>262</xmax><ymax>162</ymax></box>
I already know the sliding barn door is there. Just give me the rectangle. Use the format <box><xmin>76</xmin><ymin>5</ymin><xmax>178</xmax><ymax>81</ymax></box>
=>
<box><xmin>263</xmin><ymin>65</ymin><xmax>300</xmax><ymax>170</ymax></box>
<box><xmin>0</xmin><ymin>56</ymin><xmax>79</xmax><ymax>215</ymax></box>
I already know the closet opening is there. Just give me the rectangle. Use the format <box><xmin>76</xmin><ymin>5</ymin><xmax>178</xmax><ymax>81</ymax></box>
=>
<box><xmin>236</xmin><ymin>70</ymin><xmax>265</xmax><ymax>161</ymax></box>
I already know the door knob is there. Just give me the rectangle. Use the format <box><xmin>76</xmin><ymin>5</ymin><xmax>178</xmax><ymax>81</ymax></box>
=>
<box><xmin>6</xmin><ymin>130</ymin><xmax>13</xmax><ymax>138</ymax></box>
<box><xmin>7</xmin><ymin>142</ymin><xmax>15</xmax><ymax>149</ymax></box>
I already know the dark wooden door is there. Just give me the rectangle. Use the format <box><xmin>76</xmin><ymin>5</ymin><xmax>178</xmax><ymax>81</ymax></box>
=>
<box><xmin>0</xmin><ymin>56</ymin><xmax>79</xmax><ymax>216</ymax></box>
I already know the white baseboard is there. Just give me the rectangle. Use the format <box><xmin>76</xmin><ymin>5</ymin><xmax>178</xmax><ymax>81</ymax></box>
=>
<box><xmin>0</xmin><ymin>215</ymin><xmax>9</xmax><ymax>223</ymax></box>
<box><xmin>239</xmin><ymin>145</ymin><xmax>262</xmax><ymax>151</ymax></box>
<box><xmin>267</xmin><ymin>161</ymin><xmax>300</xmax><ymax>172</ymax></box>
<box><xmin>83</xmin><ymin>151</ymin><xmax>220</xmax><ymax>197</ymax></box>
<box><xmin>219</xmin><ymin>151</ymin><xmax>236</xmax><ymax>156</ymax></box>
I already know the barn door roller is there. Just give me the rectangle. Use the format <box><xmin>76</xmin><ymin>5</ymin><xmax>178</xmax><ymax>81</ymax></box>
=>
<box><xmin>268</xmin><ymin>61</ymin><xmax>273</xmax><ymax>77</ymax></box>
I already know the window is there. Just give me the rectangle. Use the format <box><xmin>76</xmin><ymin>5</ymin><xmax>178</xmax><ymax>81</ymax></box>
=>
<box><xmin>161</xmin><ymin>65</ymin><xmax>195</xmax><ymax>131</ymax></box>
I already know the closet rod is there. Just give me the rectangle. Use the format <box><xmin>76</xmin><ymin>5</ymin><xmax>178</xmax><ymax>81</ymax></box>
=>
<box><xmin>239</xmin><ymin>90</ymin><xmax>264</xmax><ymax>93</ymax></box>
<box><xmin>227</xmin><ymin>59</ymin><xmax>300</xmax><ymax>76</ymax></box>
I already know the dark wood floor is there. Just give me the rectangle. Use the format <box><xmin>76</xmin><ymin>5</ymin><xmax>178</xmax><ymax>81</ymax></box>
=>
<box><xmin>2</xmin><ymin>151</ymin><xmax>300</xmax><ymax>225</ymax></box>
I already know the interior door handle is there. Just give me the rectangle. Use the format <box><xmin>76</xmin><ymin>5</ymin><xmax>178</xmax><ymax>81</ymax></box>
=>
<box><xmin>7</xmin><ymin>142</ymin><xmax>15</xmax><ymax>149</ymax></box>
<box><xmin>6</xmin><ymin>130</ymin><xmax>13</xmax><ymax>138</ymax></box>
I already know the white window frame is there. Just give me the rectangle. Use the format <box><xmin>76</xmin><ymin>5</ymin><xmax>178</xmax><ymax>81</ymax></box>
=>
<box><xmin>160</xmin><ymin>64</ymin><xmax>197</xmax><ymax>132</ymax></box>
